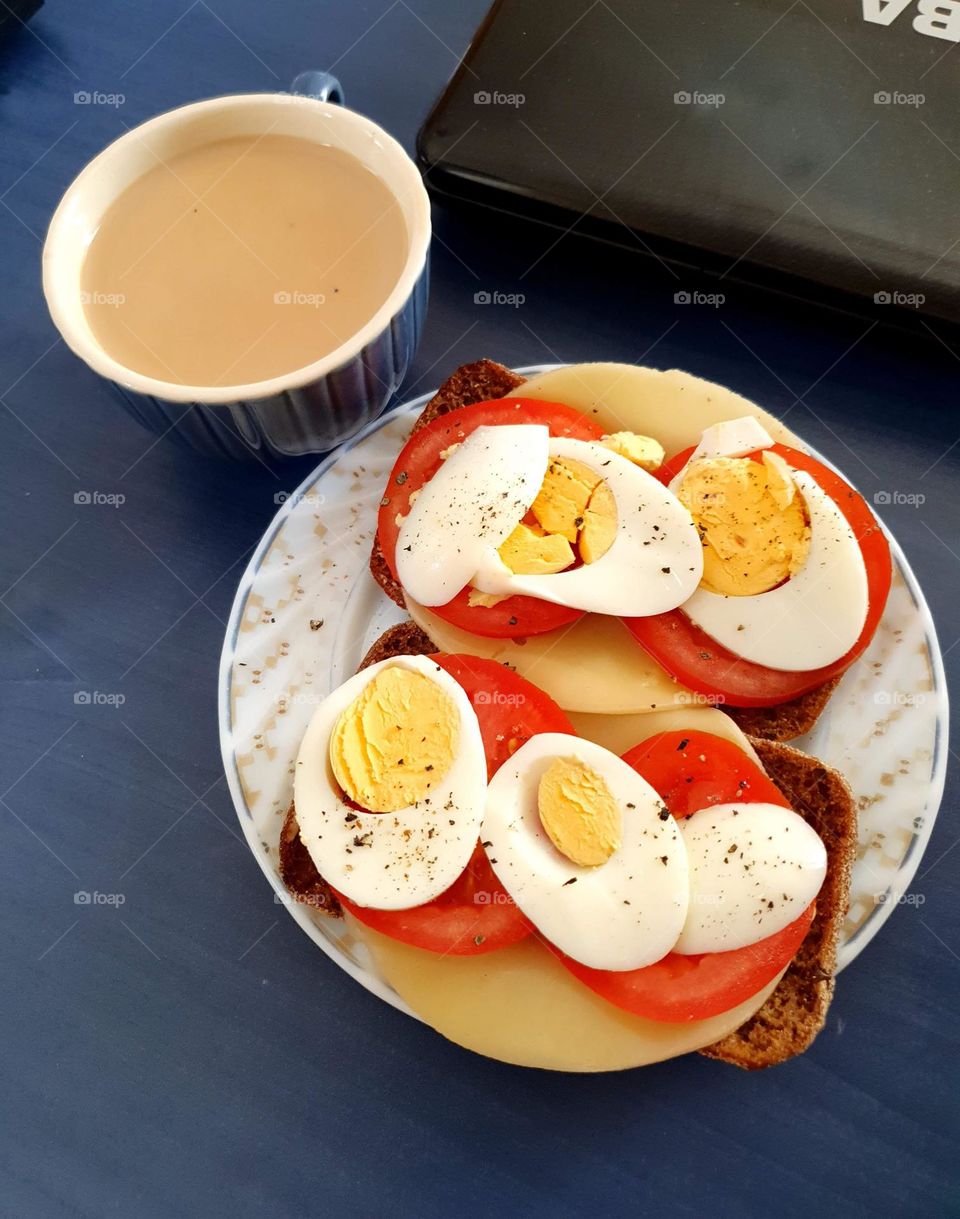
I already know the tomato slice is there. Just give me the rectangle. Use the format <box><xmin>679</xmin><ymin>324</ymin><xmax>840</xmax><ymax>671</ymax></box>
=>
<box><xmin>560</xmin><ymin>905</ymin><xmax>815</xmax><ymax>1023</ymax></box>
<box><xmin>377</xmin><ymin>398</ymin><xmax>605</xmax><ymax>638</ymax></box>
<box><xmin>339</xmin><ymin>654</ymin><xmax>576</xmax><ymax>955</ymax></box>
<box><xmin>431</xmin><ymin>653</ymin><xmax>576</xmax><ymax>779</ymax></box>
<box><xmin>553</xmin><ymin>731</ymin><xmax>817</xmax><ymax>1022</ymax></box>
<box><xmin>624</xmin><ymin>443</ymin><xmax>892</xmax><ymax>707</ymax></box>
<box><xmin>340</xmin><ymin>842</ymin><xmax>533</xmax><ymax>956</ymax></box>
<box><xmin>620</xmin><ymin>730</ymin><xmax>790</xmax><ymax>816</ymax></box>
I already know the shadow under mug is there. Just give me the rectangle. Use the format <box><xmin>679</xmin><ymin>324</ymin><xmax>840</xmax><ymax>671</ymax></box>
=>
<box><xmin>42</xmin><ymin>74</ymin><xmax>431</xmax><ymax>461</ymax></box>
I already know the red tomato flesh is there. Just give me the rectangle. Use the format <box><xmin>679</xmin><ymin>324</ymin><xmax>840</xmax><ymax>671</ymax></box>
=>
<box><xmin>624</xmin><ymin>443</ymin><xmax>892</xmax><ymax>707</ymax></box>
<box><xmin>553</xmin><ymin>731</ymin><xmax>818</xmax><ymax>1022</ymax></box>
<box><xmin>338</xmin><ymin>654</ymin><xmax>575</xmax><ymax>955</ymax></box>
<box><xmin>377</xmin><ymin>398</ymin><xmax>605</xmax><ymax>639</ymax></box>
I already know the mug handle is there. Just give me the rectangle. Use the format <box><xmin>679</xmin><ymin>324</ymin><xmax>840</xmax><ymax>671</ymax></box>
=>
<box><xmin>289</xmin><ymin>70</ymin><xmax>343</xmax><ymax>105</ymax></box>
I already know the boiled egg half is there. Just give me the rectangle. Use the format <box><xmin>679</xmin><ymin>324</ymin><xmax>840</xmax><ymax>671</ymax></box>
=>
<box><xmin>481</xmin><ymin>734</ymin><xmax>690</xmax><ymax>971</ymax></box>
<box><xmin>671</xmin><ymin>419</ymin><xmax>870</xmax><ymax>671</ymax></box>
<box><xmin>294</xmin><ymin>655</ymin><xmax>487</xmax><ymax>910</ymax></box>
<box><xmin>396</xmin><ymin>424</ymin><xmax>704</xmax><ymax>618</ymax></box>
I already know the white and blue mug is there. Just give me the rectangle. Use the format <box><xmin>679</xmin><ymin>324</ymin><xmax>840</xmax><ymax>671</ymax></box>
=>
<box><xmin>42</xmin><ymin>75</ymin><xmax>431</xmax><ymax>460</ymax></box>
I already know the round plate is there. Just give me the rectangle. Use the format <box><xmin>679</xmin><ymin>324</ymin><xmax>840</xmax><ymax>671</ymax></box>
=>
<box><xmin>218</xmin><ymin>365</ymin><xmax>949</xmax><ymax>1017</ymax></box>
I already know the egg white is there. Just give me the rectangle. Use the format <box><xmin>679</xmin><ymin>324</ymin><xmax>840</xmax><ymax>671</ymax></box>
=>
<box><xmin>397</xmin><ymin>425</ymin><xmax>703</xmax><ymax>618</ymax></box>
<box><xmin>293</xmin><ymin>655</ymin><xmax>488</xmax><ymax>910</ymax></box>
<box><xmin>396</xmin><ymin>424</ymin><xmax>549</xmax><ymax>607</ymax></box>
<box><xmin>681</xmin><ymin>469</ymin><xmax>869</xmax><ymax>671</ymax></box>
<box><xmin>482</xmin><ymin>734</ymin><xmax>689</xmax><ymax>971</ymax></box>
<box><xmin>471</xmin><ymin>438</ymin><xmax>704</xmax><ymax>616</ymax></box>
<box><xmin>674</xmin><ymin>802</ymin><xmax>827</xmax><ymax>954</ymax></box>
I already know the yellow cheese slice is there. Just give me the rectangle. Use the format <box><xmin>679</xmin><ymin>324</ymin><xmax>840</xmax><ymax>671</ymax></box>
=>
<box><xmin>357</xmin><ymin>921</ymin><xmax>783</xmax><ymax>1071</ymax></box>
<box><xmin>405</xmin><ymin>596</ymin><xmax>696</xmax><ymax>714</ymax></box>
<box><xmin>568</xmin><ymin>704</ymin><xmax>760</xmax><ymax>762</ymax></box>
<box><xmin>350</xmin><ymin>709</ymin><xmax>782</xmax><ymax>1071</ymax></box>
<box><xmin>519</xmin><ymin>363</ymin><xmax>806</xmax><ymax>456</ymax></box>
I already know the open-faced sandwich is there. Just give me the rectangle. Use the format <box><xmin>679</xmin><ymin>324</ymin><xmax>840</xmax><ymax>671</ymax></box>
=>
<box><xmin>370</xmin><ymin>360</ymin><xmax>892</xmax><ymax>741</ymax></box>
<box><xmin>281</xmin><ymin>624</ymin><xmax>857</xmax><ymax>1072</ymax></box>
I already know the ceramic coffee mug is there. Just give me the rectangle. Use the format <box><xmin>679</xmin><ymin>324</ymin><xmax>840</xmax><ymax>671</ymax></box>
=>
<box><xmin>42</xmin><ymin>75</ymin><xmax>431</xmax><ymax>460</ymax></box>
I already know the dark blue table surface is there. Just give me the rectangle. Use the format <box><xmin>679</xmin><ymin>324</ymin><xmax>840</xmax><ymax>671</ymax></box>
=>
<box><xmin>1</xmin><ymin>3</ymin><xmax>958</xmax><ymax>1216</ymax></box>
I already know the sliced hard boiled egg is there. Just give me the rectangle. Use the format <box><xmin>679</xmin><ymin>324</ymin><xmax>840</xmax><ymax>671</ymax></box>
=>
<box><xmin>396</xmin><ymin>424</ymin><xmax>549</xmax><ymax>607</ymax></box>
<box><xmin>471</xmin><ymin>438</ymin><xmax>704</xmax><ymax>616</ymax></box>
<box><xmin>682</xmin><ymin>468</ymin><xmax>868</xmax><ymax>670</ymax></box>
<box><xmin>674</xmin><ymin>802</ymin><xmax>827</xmax><ymax>955</ymax></box>
<box><xmin>670</xmin><ymin>416</ymin><xmax>870</xmax><ymax>671</ymax></box>
<box><xmin>681</xmin><ymin>416</ymin><xmax>775</xmax><ymax>465</ymax></box>
<box><xmin>294</xmin><ymin>655</ymin><xmax>487</xmax><ymax>910</ymax></box>
<box><xmin>482</xmin><ymin>734</ymin><xmax>689</xmax><ymax>971</ymax></box>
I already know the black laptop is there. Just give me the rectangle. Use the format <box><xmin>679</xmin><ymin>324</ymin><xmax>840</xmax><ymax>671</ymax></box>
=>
<box><xmin>419</xmin><ymin>0</ymin><xmax>960</xmax><ymax>325</ymax></box>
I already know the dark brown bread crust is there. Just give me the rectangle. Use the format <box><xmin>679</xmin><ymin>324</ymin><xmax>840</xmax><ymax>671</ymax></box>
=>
<box><xmin>725</xmin><ymin>676</ymin><xmax>842</xmax><ymax>742</ymax></box>
<box><xmin>699</xmin><ymin>736</ymin><xmax>857</xmax><ymax>1069</ymax></box>
<box><xmin>279</xmin><ymin>804</ymin><xmax>342</xmax><ymax>918</ymax></box>
<box><xmin>359</xmin><ymin>621</ymin><xmax>435</xmax><ymax>671</ymax></box>
<box><xmin>369</xmin><ymin>359</ymin><xmax>526</xmax><ymax>609</ymax></box>
<box><xmin>409</xmin><ymin>358</ymin><xmax>527</xmax><ymax>434</ymax></box>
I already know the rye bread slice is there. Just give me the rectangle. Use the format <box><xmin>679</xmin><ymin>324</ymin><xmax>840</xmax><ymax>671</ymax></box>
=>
<box><xmin>281</xmin><ymin>622</ymin><xmax>856</xmax><ymax>1069</ymax></box>
<box><xmin>699</xmin><ymin>736</ymin><xmax>857</xmax><ymax>1069</ymax></box>
<box><xmin>279</xmin><ymin>803</ymin><xmax>342</xmax><ymax>918</ymax></box>
<box><xmin>725</xmin><ymin>677</ymin><xmax>843</xmax><ymax>743</ymax></box>
<box><xmin>370</xmin><ymin>359</ymin><xmax>526</xmax><ymax>608</ymax></box>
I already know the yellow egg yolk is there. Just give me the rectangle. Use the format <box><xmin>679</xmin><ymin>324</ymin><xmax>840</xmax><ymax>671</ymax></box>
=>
<box><xmin>498</xmin><ymin>521</ymin><xmax>574</xmax><ymax>576</ymax></box>
<box><xmin>329</xmin><ymin>667</ymin><xmax>459</xmax><ymax>813</ymax></box>
<box><xmin>537</xmin><ymin>756</ymin><xmax>622</xmax><ymax>867</ymax></box>
<box><xmin>677</xmin><ymin>452</ymin><xmax>811</xmax><ymax>597</ymax></box>
<box><xmin>466</xmin><ymin>431</ymin><xmax>659</xmax><ymax>602</ymax></box>
<box><xmin>525</xmin><ymin>457</ymin><xmax>619</xmax><ymax>563</ymax></box>
<box><xmin>601</xmin><ymin>431</ymin><xmax>665</xmax><ymax>472</ymax></box>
